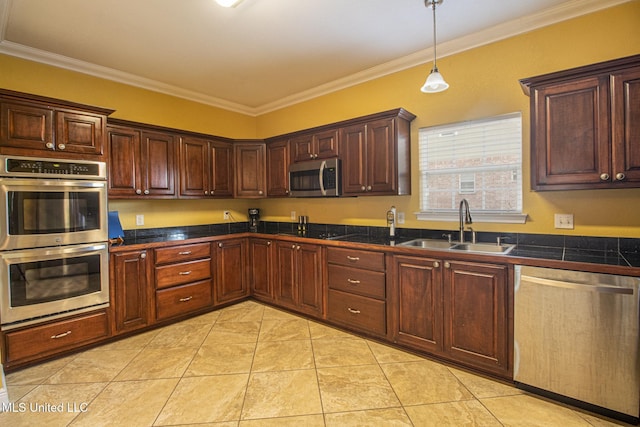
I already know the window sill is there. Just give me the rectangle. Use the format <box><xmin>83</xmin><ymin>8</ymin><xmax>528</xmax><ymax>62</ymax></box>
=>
<box><xmin>416</xmin><ymin>212</ymin><xmax>528</xmax><ymax>224</ymax></box>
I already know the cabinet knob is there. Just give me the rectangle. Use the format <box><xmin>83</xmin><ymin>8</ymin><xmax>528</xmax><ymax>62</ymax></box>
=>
<box><xmin>309</xmin><ymin>154</ymin><xmax>314</xmax><ymax>158</ymax></box>
<box><xmin>615</xmin><ymin>172</ymin><xmax>626</xmax><ymax>181</ymax></box>
<box><xmin>144</xmin><ymin>189</ymin><xmax>150</xmax><ymax>195</ymax></box>
<box><xmin>361</xmin><ymin>186</ymin><xmax>366</xmax><ymax>191</ymax></box>
<box><xmin>313</xmin><ymin>154</ymin><xmax>318</xmax><ymax>159</ymax></box>
<box><xmin>57</xmin><ymin>143</ymin><xmax>66</xmax><ymax>150</ymax></box>
<box><xmin>135</xmin><ymin>189</ymin><xmax>142</xmax><ymax>195</ymax></box>
<box><xmin>140</xmin><ymin>252</ymin><xmax>147</xmax><ymax>259</ymax></box>
<box><xmin>366</xmin><ymin>185</ymin><xmax>372</xmax><ymax>191</ymax></box>
<box><xmin>296</xmin><ymin>245</ymin><xmax>301</xmax><ymax>250</ymax></box>
<box><xmin>599</xmin><ymin>173</ymin><xmax>610</xmax><ymax>181</ymax></box>
<box><xmin>267</xmin><ymin>241</ymin><xmax>271</xmax><ymax>246</ymax></box>
<box><xmin>433</xmin><ymin>261</ymin><xmax>440</xmax><ymax>268</ymax></box>
<box><xmin>444</xmin><ymin>262</ymin><xmax>451</xmax><ymax>269</ymax></box>
<box><xmin>210</xmin><ymin>190</ymin><xmax>215</xmax><ymax>196</ymax></box>
<box><xmin>45</xmin><ymin>142</ymin><xmax>55</xmax><ymax>149</ymax></box>
<box><xmin>259</xmin><ymin>190</ymin><xmax>264</xmax><ymax>195</ymax></box>
<box><xmin>204</xmin><ymin>191</ymin><xmax>209</xmax><ymax>195</ymax></box>
<box><xmin>292</xmin><ymin>244</ymin><xmax>296</xmax><ymax>249</ymax></box>
<box><xmin>218</xmin><ymin>243</ymin><xmax>223</xmax><ymax>248</ymax></box>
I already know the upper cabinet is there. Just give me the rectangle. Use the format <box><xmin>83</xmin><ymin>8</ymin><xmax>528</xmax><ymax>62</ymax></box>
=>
<box><xmin>291</xmin><ymin>129</ymin><xmax>339</xmax><ymax>163</ymax></box>
<box><xmin>107</xmin><ymin>123</ymin><xmax>177</xmax><ymax>198</ymax></box>
<box><xmin>234</xmin><ymin>141</ymin><xmax>267</xmax><ymax>198</ymax></box>
<box><xmin>266</xmin><ymin>138</ymin><xmax>290</xmax><ymax>197</ymax></box>
<box><xmin>341</xmin><ymin>110</ymin><xmax>414</xmax><ymax>196</ymax></box>
<box><xmin>520</xmin><ymin>54</ymin><xmax>640</xmax><ymax>190</ymax></box>
<box><xmin>179</xmin><ymin>136</ymin><xmax>234</xmax><ymax>198</ymax></box>
<box><xmin>0</xmin><ymin>89</ymin><xmax>113</xmax><ymax>161</ymax></box>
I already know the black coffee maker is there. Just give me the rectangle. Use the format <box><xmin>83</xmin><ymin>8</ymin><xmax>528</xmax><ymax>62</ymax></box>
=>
<box><xmin>248</xmin><ymin>208</ymin><xmax>260</xmax><ymax>232</ymax></box>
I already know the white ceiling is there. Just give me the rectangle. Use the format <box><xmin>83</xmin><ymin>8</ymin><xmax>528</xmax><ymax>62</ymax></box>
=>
<box><xmin>0</xmin><ymin>0</ymin><xmax>629</xmax><ymax>115</ymax></box>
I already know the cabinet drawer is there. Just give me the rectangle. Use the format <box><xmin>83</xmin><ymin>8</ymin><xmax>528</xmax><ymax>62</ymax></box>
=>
<box><xmin>4</xmin><ymin>311</ymin><xmax>109</xmax><ymax>364</ymax></box>
<box><xmin>327</xmin><ymin>289</ymin><xmax>386</xmax><ymax>336</ymax></box>
<box><xmin>327</xmin><ymin>247</ymin><xmax>385</xmax><ymax>271</ymax></box>
<box><xmin>156</xmin><ymin>279</ymin><xmax>213</xmax><ymax>321</ymax></box>
<box><xmin>155</xmin><ymin>243</ymin><xmax>211</xmax><ymax>265</ymax></box>
<box><xmin>328</xmin><ymin>264</ymin><xmax>385</xmax><ymax>299</ymax></box>
<box><xmin>155</xmin><ymin>258</ymin><xmax>211</xmax><ymax>289</ymax></box>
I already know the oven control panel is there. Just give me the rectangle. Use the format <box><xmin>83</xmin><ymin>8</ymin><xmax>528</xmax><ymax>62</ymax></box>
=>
<box><xmin>0</xmin><ymin>155</ymin><xmax>107</xmax><ymax>179</ymax></box>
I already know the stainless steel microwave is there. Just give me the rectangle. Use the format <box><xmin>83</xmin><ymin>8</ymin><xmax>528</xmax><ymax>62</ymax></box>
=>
<box><xmin>289</xmin><ymin>158</ymin><xmax>341</xmax><ymax>197</ymax></box>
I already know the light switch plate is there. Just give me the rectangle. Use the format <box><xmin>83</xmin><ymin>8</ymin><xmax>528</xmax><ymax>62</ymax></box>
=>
<box><xmin>554</xmin><ymin>213</ymin><xmax>574</xmax><ymax>229</ymax></box>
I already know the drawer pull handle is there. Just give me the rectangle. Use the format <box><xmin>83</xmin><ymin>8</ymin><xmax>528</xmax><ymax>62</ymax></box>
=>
<box><xmin>346</xmin><ymin>256</ymin><xmax>360</xmax><ymax>262</ymax></box>
<box><xmin>178</xmin><ymin>271</ymin><xmax>192</xmax><ymax>275</ymax></box>
<box><xmin>347</xmin><ymin>279</ymin><xmax>361</xmax><ymax>284</ymax></box>
<box><xmin>347</xmin><ymin>308</ymin><xmax>361</xmax><ymax>314</ymax></box>
<box><xmin>178</xmin><ymin>251</ymin><xmax>192</xmax><ymax>255</ymax></box>
<box><xmin>179</xmin><ymin>296</ymin><xmax>193</xmax><ymax>302</ymax></box>
<box><xmin>51</xmin><ymin>331</ymin><xmax>72</xmax><ymax>339</ymax></box>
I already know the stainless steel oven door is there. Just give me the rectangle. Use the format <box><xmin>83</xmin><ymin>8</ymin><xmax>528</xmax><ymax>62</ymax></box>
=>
<box><xmin>0</xmin><ymin>178</ymin><xmax>107</xmax><ymax>250</ymax></box>
<box><xmin>0</xmin><ymin>243</ymin><xmax>109</xmax><ymax>329</ymax></box>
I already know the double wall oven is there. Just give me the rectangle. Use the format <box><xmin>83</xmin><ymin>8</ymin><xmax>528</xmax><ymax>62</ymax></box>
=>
<box><xmin>0</xmin><ymin>155</ymin><xmax>109</xmax><ymax>330</ymax></box>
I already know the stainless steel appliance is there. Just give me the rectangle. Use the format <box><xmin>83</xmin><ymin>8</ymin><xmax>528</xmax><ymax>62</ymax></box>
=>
<box><xmin>289</xmin><ymin>158</ymin><xmax>340</xmax><ymax>197</ymax></box>
<box><xmin>248</xmin><ymin>208</ymin><xmax>260</xmax><ymax>232</ymax></box>
<box><xmin>514</xmin><ymin>265</ymin><xmax>640</xmax><ymax>423</ymax></box>
<box><xmin>0</xmin><ymin>155</ymin><xmax>109</xmax><ymax>330</ymax></box>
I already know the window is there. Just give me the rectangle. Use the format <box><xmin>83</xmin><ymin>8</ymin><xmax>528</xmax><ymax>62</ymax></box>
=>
<box><xmin>417</xmin><ymin>112</ymin><xmax>526</xmax><ymax>223</ymax></box>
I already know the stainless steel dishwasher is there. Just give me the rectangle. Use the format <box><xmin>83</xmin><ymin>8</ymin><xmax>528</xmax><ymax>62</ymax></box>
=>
<box><xmin>514</xmin><ymin>265</ymin><xmax>640</xmax><ymax>423</ymax></box>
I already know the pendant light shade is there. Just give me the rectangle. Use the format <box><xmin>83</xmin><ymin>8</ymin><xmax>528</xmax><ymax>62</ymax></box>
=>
<box><xmin>421</xmin><ymin>0</ymin><xmax>449</xmax><ymax>93</ymax></box>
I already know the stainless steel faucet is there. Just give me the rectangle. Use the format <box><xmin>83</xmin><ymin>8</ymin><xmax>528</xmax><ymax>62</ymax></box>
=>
<box><xmin>458</xmin><ymin>199</ymin><xmax>472</xmax><ymax>243</ymax></box>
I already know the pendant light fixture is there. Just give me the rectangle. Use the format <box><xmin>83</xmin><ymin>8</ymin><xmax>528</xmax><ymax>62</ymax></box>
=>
<box><xmin>421</xmin><ymin>0</ymin><xmax>449</xmax><ymax>93</ymax></box>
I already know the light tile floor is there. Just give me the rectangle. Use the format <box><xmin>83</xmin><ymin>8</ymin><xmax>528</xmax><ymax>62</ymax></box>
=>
<box><xmin>0</xmin><ymin>300</ymin><xmax>632</xmax><ymax>426</ymax></box>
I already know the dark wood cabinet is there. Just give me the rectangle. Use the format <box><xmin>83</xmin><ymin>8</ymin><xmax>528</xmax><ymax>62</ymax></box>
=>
<box><xmin>249</xmin><ymin>238</ymin><xmax>275</xmax><ymax>301</ymax></box>
<box><xmin>107</xmin><ymin>125</ymin><xmax>177</xmax><ymax>198</ymax></box>
<box><xmin>214</xmin><ymin>238</ymin><xmax>249</xmax><ymax>304</ymax></box>
<box><xmin>234</xmin><ymin>142</ymin><xmax>266</xmax><ymax>198</ymax></box>
<box><xmin>179</xmin><ymin>136</ymin><xmax>234</xmax><ymax>198</ymax></box>
<box><xmin>390</xmin><ymin>255</ymin><xmax>510</xmax><ymax>378</ymax></box>
<box><xmin>110</xmin><ymin>249</ymin><xmax>151</xmax><ymax>334</ymax></box>
<box><xmin>341</xmin><ymin>111</ymin><xmax>413</xmax><ymax>196</ymax></box>
<box><xmin>274</xmin><ymin>240</ymin><xmax>323</xmax><ymax>317</ymax></box>
<box><xmin>521</xmin><ymin>54</ymin><xmax>640</xmax><ymax>190</ymax></box>
<box><xmin>291</xmin><ymin>129</ymin><xmax>339</xmax><ymax>163</ymax></box>
<box><xmin>266</xmin><ymin>139</ymin><xmax>290</xmax><ymax>197</ymax></box>
<box><xmin>0</xmin><ymin>90</ymin><xmax>113</xmax><ymax>160</ymax></box>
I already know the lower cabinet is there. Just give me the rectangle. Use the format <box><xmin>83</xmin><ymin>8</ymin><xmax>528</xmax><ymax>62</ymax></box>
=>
<box><xmin>153</xmin><ymin>242</ymin><xmax>213</xmax><ymax>321</ymax></box>
<box><xmin>249</xmin><ymin>238</ymin><xmax>275</xmax><ymax>302</ymax></box>
<box><xmin>214</xmin><ymin>238</ymin><xmax>249</xmax><ymax>304</ymax></box>
<box><xmin>390</xmin><ymin>254</ymin><xmax>511</xmax><ymax>378</ymax></box>
<box><xmin>3</xmin><ymin>310</ymin><xmax>110</xmax><ymax>367</ymax></box>
<box><xmin>274</xmin><ymin>240</ymin><xmax>324</xmax><ymax>317</ymax></box>
<box><xmin>110</xmin><ymin>249</ymin><xmax>151</xmax><ymax>334</ymax></box>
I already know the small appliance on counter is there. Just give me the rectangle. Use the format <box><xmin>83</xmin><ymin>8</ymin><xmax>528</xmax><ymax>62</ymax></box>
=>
<box><xmin>248</xmin><ymin>208</ymin><xmax>260</xmax><ymax>232</ymax></box>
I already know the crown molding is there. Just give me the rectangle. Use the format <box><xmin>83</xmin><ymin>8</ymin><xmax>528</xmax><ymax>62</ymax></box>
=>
<box><xmin>0</xmin><ymin>0</ymin><xmax>632</xmax><ymax>116</ymax></box>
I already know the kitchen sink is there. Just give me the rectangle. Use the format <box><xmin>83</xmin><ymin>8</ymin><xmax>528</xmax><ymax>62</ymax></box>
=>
<box><xmin>397</xmin><ymin>239</ymin><xmax>456</xmax><ymax>250</ymax></box>
<box><xmin>450</xmin><ymin>242</ymin><xmax>515</xmax><ymax>254</ymax></box>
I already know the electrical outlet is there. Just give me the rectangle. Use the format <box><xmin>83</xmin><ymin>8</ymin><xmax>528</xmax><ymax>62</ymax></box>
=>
<box><xmin>290</xmin><ymin>211</ymin><xmax>296</xmax><ymax>220</ymax></box>
<box><xmin>223</xmin><ymin>210</ymin><xmax>230</xmax><ymax>220</ymax></box>
<box><xmin>554</xmin><ymin>213</ymin><xmax>574</xmax><ymax>229</ymax></box>
<box><xmin>136</xmin><ymin>214</ymin><xmax>144</xmax><ymax>226</ymax></box>
<box><xmin>397</xmin><ymin>212</ymin><xmax>405</xmax><ymax>224</ymax></box>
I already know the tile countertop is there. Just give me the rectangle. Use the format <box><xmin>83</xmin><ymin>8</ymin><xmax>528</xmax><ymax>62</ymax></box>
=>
<box><xmin>111</xmin><ymin>222</ymin><xmax>640</xmax><ymax>270</ymax></box>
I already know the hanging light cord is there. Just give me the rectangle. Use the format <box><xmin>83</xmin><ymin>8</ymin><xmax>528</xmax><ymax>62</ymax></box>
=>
<box><xmin>427</xmin><ymin>0</ymin><xmax>441</xmax><ymax>71</ymax></box>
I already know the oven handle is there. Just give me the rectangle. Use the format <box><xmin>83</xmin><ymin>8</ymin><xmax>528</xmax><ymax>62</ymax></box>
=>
<box><xmin>0</xmin><ymin>179</ymin><xmax>106</xmax><ymax>188</ymax></box>
<box><xmin>319</xmin><ymin>160</ymin><xmax>327</xmax><ymax>196</ymax></box>
<box><xmin>0</xmin><ymin>243</ymin><xmax>108</xmax><ymax>262</ymax></box>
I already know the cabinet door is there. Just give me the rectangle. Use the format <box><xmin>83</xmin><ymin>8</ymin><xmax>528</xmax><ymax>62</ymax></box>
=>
<box><xmin>341</xmin><ymin>123</ymin><xmax>368</xmax><ymax>194</ymax></box>
<box><xmin>532</xmin><ymin>76</ymin><xmax>610</xmax><ymax>189</ymax></box>
<box><xmin>108</xmin><ymin>125</ymin><xmax>141</xmax><ymax>197</ymax></box>
<box><xmin>274</xmin><ymin>241</ymin><xmax>298</xmax><ymax>308</ymax></box>
<box><xmin>111</xmin><ymin>250</ymin><xmax>150</xmax><ymax>333</ymax></box>
<box><xmin>56</xmin><ymin>110</ymin><xmax>105</xmax><ymax>156</ymax></box>
<box><xmin>141</xmin><ymin>131</ymin><xmax>176</xmax><ymax>197</ymax></box>
<box><xmin>611</xmin><ymin>67</ymin><xmax>640</xmax><ymax>184</ymax></box>
<box><xmin>290</xmin><ymin>134</ymin><xmax>315</xmax><ymax>163</ymax></box>
<box><xmin>214</xmin><ymin>239</ymin><xmax>248</xmax><ymax>304</ymax></box>
<box><xmin>391</xmin><ymin>255</ymin><xmax>443</xmax><ymax>353</ymax></box>
<box><xmin>296</xmin><ymin>243</ymin><xmax>324</xmax><ymax>316</ymax></box>
<box><xmin>234</xmin><ymin>142</ymin><xmax>266</xmax><ymax>198</ymax></box>
<box><xmin>366</xmin><ymin>118</ymin><xmax>397</xmax><ymax>194</ymax></box>
<box><xmin>210</xmin><ymin>140</ymin><xmax>234</xmax><ymax>197</ymax></box>
<box><xmin>1</xmin><ymin>102</ymin><xmax>54</xmax><ymax>152</ymax></box>
<box><xmin>249</xmin><ymin>238</ymin><xmax>274</xmax><ymax>301</ymax></box>
<box><xmin>179</xmin><ymin>136</ymin><xmax>210</xmax><ymax>197</ymax></box>
<box><xmin>443</xmin><ymin>261</ymin><xmax>509</xmax><ymax>376</ymax></box>
<box><xmin>266</xmin><ymin>139</ymin><xmax>290</xmax><ymax>197</ymax></box>
<box><xmin>314</xmin><ymin>129</ymin><xmax>339</xmax><ymax>159</ymax></box>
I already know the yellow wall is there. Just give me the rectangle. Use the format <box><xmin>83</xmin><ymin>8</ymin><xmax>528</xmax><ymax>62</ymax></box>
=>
<box><xmin>1</xmin><ymin>2</ymin><xmax>639</xmax><ymax>236</ymax></box>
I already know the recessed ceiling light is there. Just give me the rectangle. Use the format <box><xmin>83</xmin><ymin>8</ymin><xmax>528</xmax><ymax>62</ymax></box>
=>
<box><xmin>215</xmin><ymin>0</ymin><xmax>243</xmax><ymax>7</ymax></box>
